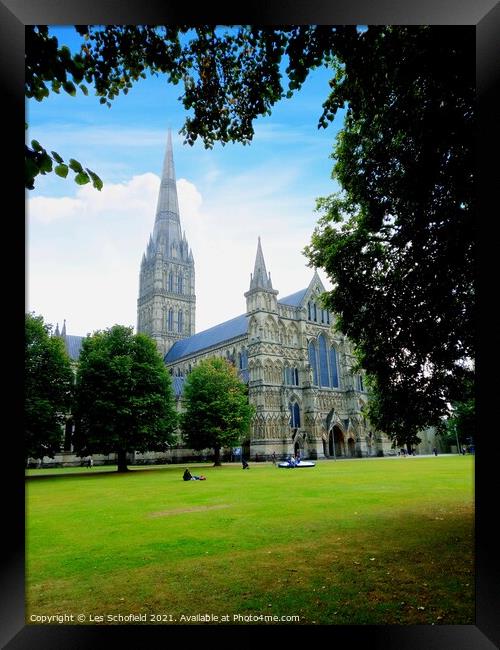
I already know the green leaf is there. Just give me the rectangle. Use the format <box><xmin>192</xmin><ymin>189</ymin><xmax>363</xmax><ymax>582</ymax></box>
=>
<box><xmin>68</xmin><ymin>159</ymin><xmax>83</xmax><ymax>173</ymax></box>
<box><xmin>31</xmin><ymin>140</ymin><xmax>43</xmax><ymax>152</ymax></box>
<box><xmin>54</xmin><ymin>164</ymin><xmax>69</xmax><ymax>178</ymax></box>
<box><xmin>25</xmin><ymin>157</ymin><xmax>39</xmax><ymax>187</ymax></box>
<box><xmin>39</xmin><ymin>153</ymin><xmax>53</xmax><ymax>174</ymax></box>
<box><xmin>34</xmin><ymin>86</ymin><xmax>49</xmax><ymax>101</ymax></box>
<box><xmin>51</xmin><ymin>151</ymin><xmax>64</xmax><ymax>164</ymax></box>
<box><xmin>88</xmin><ymin>170</ymin><xmax>103</xmax><ymax>191</ymax></box>
<box><xmin>60</xmin><ymin>45</ymin><xmax>71</xmax><ymax>59</ymax></box>
<box><xmin>63</xmin><ymin>81</ymin><xmax>77</xmax><ymax>96</ymax></box>
<box><xmin>79</xmin><ymin>84</ymin><xmax>88</xmax><ymax>96</ymax></box>
<box><xmin>74</xmin><ymin>172</ymin><xmax>90</xmax><ymax>185</ymax></box>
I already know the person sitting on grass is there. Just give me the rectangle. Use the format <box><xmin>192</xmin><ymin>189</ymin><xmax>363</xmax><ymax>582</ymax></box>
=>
<box><xmin>242</xmin><ymin>458</ymin><xmax>249</xmax><ymax>469</ymax></box>
<box><xmin>183</xmin><ymin>468</ymin><xmax>206</xmax><ymax>481</ymax></box>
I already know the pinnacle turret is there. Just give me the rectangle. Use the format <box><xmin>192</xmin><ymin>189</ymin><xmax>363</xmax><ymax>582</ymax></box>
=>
<box><xmin>249</xmin><ymin>236</ymin><xmax>273</xmax><ymax>291</ymax></box>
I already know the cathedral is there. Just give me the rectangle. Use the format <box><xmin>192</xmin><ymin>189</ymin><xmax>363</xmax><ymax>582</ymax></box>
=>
<box><xmin>46</xmin><ymin>129</ymin><xmax>444</xmax><ymax>467</ymax></box>
<box><xmin>136</xmin><ymin>131</ymin><xmax>395</xmax><ymax>461</ymax></box>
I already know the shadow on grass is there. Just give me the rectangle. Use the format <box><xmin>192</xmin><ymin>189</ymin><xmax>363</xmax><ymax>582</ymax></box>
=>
<box><xmin>24</xmin><ymin>463</ymin><xmax>223</xmax><ymax>480</ymax></box>
<box><xmin>25</xmin><ymin>466</ymin><xmax>165</xmax><ymax>480</ymax></box>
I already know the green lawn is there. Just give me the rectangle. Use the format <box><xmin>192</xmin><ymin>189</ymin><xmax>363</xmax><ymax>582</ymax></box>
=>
<box><xmin>26</xmin><ymin>455</ymin><xmax>474</xmax><ymax>625</ymax></box>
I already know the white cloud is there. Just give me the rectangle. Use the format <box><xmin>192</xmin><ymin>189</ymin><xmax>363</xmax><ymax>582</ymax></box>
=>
<box><xmin>177</xmin><ymin>178</ymin><xmax>203</xmax><ymax>221</ymax></box>
<box><xmin>27</xmin><ymin>168</ymin><xmax>332</xmax><ymax>338</ymax></box>
<box><xmin>28</xmin><ymin>196</ymin><xmax>82</xmax><ymax>224</ymax></box>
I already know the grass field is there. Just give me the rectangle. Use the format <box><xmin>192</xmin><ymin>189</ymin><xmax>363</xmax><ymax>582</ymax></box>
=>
<box><xmin>26</xmin><ymin>455</ymin><xmax>474</xmax><ymax>625</ymax></box>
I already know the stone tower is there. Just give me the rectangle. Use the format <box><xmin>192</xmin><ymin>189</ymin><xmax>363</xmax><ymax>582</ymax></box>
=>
<box><xmin>137</xmin><ymin>130</ymin><xmax>195</xmax><ymax>357</ymax></box>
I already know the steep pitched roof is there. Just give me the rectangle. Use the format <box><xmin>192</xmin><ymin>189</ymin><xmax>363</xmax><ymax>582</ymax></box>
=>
<box><xmin>164</xmin><ymin>313</ymin><xmax>248</xmax><ymax>363</ymax></box>
<box><xmin>278</xmin><ymin>288</ymin><xmax>308</xmax><ymax>307</ymax></box>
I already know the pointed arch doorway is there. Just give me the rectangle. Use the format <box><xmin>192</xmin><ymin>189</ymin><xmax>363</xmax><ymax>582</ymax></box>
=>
<box><xmin>329</xmin><ymin>425</ymin><xmax>345</xmax><ymax>458</ymax></box>
<box><xmin>325</xmin><ymin>410</ymin><xmax>345</xmax><ymax>459</ymax></box>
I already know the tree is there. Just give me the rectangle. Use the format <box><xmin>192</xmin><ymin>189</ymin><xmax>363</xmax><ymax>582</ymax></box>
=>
<box><xmin>437</xmin><ymin>378</ymin><xmax>475</xmax><ymax>451</ymax></box>
<box><xmin>304</xmin><ymin>26</ymin><xmax>474</xmax><ymax>446</ymax></box>
<box><xmin>180</xmin><ymin>357</ymin><xmax>254</xmax><ymax>466</ymax></box>
<box><xmin>25</xmin><ymin>25</ymin><xmax>343</xmax><ymax>189</ymax></box>
<box><xmin>25</xmin><ymin>313</ymin><xmax>74</xmax><ymax>462</ymax></box>
<box><xmin>26</xmin><ymin>26</ymin><xmax>103</xmax><ymax>190</ymax></box>
<box><xmin>73</xmin><ymin>325</ymin><xmax>178</xmax><ymax>472</ymax></box>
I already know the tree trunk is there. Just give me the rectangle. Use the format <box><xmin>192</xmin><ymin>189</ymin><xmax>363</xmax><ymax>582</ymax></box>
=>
<box><xmin>213</xmin><ymin>446</ymin><xmax>221</xmax><ymax>466</ymax></box>
<box><xmin>117</xmin><ymin>449</ymin><xmax>129</xmax><ymax>472</ymax></box>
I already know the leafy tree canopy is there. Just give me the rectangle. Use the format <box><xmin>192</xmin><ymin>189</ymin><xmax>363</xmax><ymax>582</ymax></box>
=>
<box><xmin>25</xmin><ymin>313</ymin><xmax>74</xmax><ymax>461</ymax></box>
<box><xmin>305</xmin><ymin>26</ymin><xmax>474</xmax><ymax>445</ymax></box>
<box><xmin>180</xmin><ymin>357</ymin><xmax>254</xmax><ymax>465</ymax></box>
<box><xmin>25</xmin><ymin>24</ymin><xmax>346</xmax><ymax>189</ymax></box>
<box><xmin>73</xmin><ymin>325</ymin><xmax>178</xmax><ymax>471</ymax></box>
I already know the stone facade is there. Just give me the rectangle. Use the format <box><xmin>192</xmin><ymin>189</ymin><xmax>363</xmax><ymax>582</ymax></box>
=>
<box><xmin>131</xmin><ymin>132</ymin><xmax>394</xmax><ymax>461</ymax></box>
<box><xmin>164</xmin><ymin>237</ymin><xmax>393</xmax><ymax>461</ymax></box>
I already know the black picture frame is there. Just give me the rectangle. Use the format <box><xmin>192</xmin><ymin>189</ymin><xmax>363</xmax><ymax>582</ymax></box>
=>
<box><xmin>3</xmin><ymin>0</ymin><xmax>498</xmax><ymax>647</ymax></box>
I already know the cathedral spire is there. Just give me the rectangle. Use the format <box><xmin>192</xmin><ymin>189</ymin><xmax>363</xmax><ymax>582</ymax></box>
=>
<box><xmin>61</xmin><ymin>319</ymin><xmax>66</xmax><ymax>337</ymax></box>
<box><xmin>138</xmin><ymin>128</ymin><xmax>196</xmax><ymax>356</ymax></box>
<box><xmin>153</xmin><ymin>129</ymin><xmax>182</xmax><ymax>247</ymax></box>
<box><xmin>249</xmin><ymin>236</ymin><xmax>273</xmax><ymax>291</ymax></box>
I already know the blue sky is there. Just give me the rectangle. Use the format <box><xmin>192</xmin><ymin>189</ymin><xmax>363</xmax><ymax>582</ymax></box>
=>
<box><xmin>27</xmin><ymin>26</ymin><xmax>344</xmax><ymax>336</ymax></box>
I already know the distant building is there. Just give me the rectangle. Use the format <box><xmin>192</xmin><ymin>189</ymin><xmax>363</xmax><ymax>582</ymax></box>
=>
<box><xmin>53</xmin><ymin>319</ymin><xmax>84</xmax><ymax>362</ymax></box>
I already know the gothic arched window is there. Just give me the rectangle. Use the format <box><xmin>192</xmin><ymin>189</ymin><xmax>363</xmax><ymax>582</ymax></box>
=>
<box><xmin>308</xmin><ymin>341</ymin><xmax>318</xmax><ymax>385</ymax></box>
<box><xmin>168</xmin><ymin>271</ymin><xmax>173</xmax><ymax>292</ymax></box>
<box><xmin>318</xmin><ymin>334</ymin><xmax>329</xmax><ymax>387</ymax></box>
<box><xmin>178</xmin><ymin>310</ymin><xmax>183</xmax><ymax>333</ymax></box>
<box><xmin>168</xmin><ymin>309</ymin><xmax>173</xmax><ymax>331</ymax></box>
<box><xmin>177</xmin><ymin>274</ymin><xmax>183</xmax><ymax>294</ymax></box>
<box><xmin>239</xmin><ymin>349</ymin><xmax>248</xmax><ymax>370</ymax></box>
<box><xmin>289</xmin><ymin>402</ymin><xmax>301</xmax><ymax>429</ymax></box>
<box><xmin>330</xmin><ymin>347</ymin><xmax>339</xmax><ymax>388</ymax></box>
